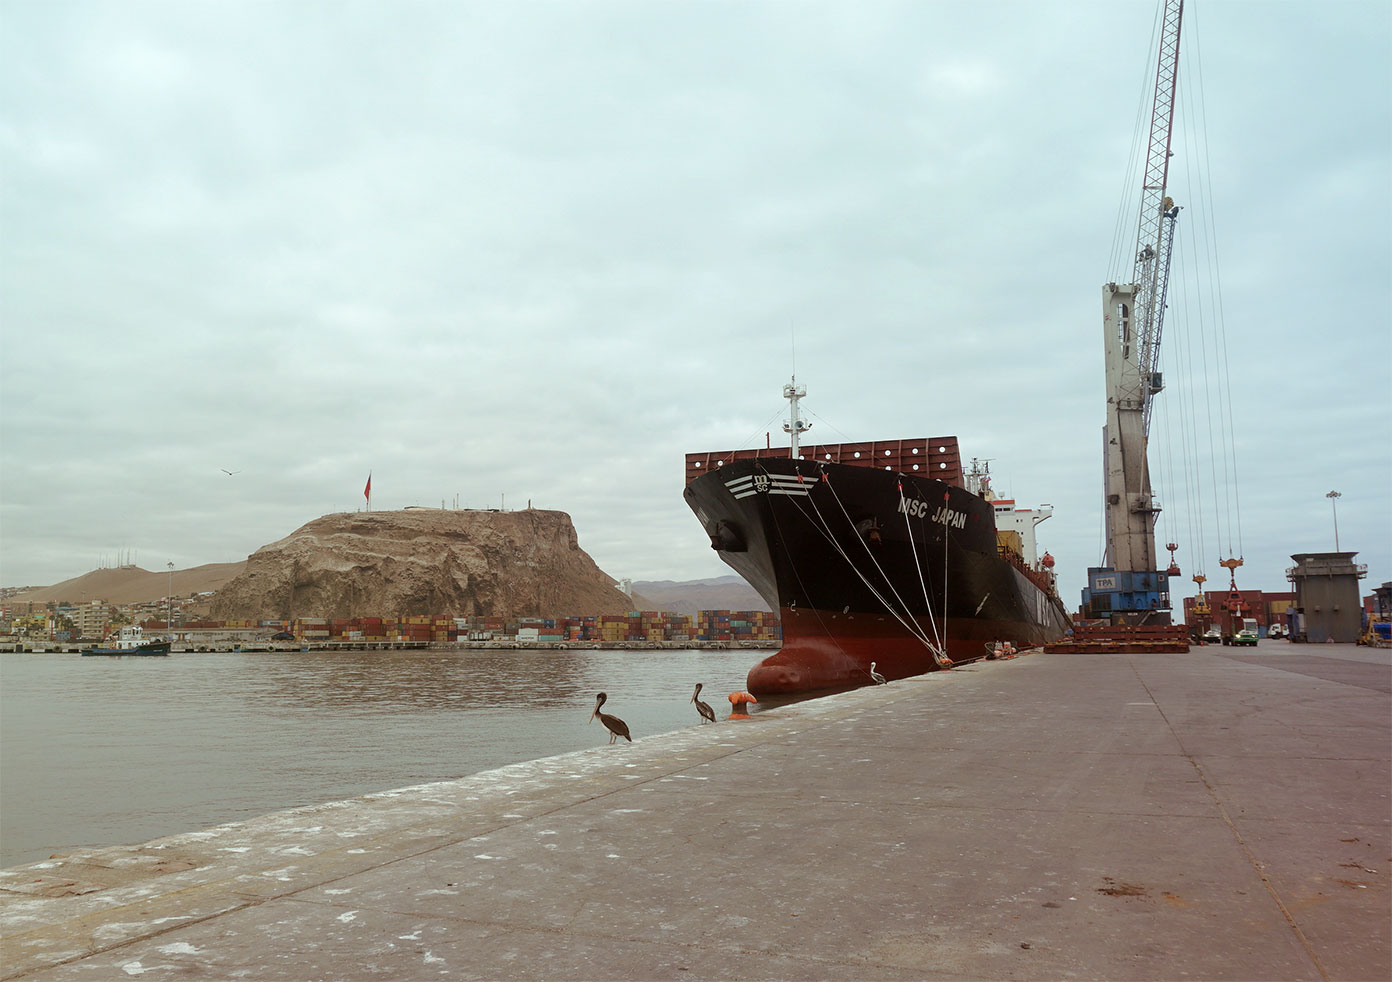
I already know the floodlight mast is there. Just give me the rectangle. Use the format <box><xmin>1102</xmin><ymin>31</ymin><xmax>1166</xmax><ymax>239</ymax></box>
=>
<box><xmin>1101</xmin><ymin>0</ymin><xmax>1184</xmax><ymax>619</ymax></box>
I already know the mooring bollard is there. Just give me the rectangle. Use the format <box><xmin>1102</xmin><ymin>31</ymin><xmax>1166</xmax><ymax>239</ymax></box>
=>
<box><xmin>728</xmin><ymin>691</ymin><xmax>757</xmax><ymax>719</ymax></box>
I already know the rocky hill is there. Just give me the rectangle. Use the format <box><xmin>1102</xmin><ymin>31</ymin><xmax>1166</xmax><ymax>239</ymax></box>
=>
<box><xmin>211</xmin><ymin>508</ymin><xmax>632</xmax><ymax>621</ymax></box>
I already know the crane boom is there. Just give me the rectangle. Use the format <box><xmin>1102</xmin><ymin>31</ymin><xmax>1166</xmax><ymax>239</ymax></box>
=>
<box><xmin>1096</xmin><ymin>0</ymin><xmax>1184</xmax><ymax>624</ymax></box>
<box><xmin>1132</xmin><ymin>0</ymin><xmax>1185</xmax><ymax>404</ymax></box>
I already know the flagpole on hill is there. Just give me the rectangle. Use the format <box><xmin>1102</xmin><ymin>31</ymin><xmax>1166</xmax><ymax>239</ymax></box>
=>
<box><xmin>364</xmin><ymin>472</ymin><xmax>372</xmax><ymax>512</ymax></box>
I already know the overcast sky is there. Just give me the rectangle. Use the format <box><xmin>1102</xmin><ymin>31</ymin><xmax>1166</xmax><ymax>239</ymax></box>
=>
<box><xmin>2</xmin><ymin>0</ymin><xmax>1389</xmax><ymax>610</ymax></box>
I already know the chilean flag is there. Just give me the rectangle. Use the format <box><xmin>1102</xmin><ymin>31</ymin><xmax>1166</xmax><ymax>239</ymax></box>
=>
<box><xmin>364</xmin><ymin>473</ymin><xmax>372</xmax><ymax>505</ymax></box>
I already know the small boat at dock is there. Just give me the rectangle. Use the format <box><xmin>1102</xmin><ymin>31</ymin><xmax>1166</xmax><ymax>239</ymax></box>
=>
<box><xmin>83</xmin><ymin>625</ymin><xmax>171</xmax><ymax>657</ymax></box>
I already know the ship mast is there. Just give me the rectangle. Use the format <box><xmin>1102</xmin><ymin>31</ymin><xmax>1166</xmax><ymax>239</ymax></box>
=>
<box><xmin>1099</xmin><ymin>0</ymin><xmax>1184</xmax><ymax>624</ymax></box>
<box><xmin>782</xmin><ymin>377</ymin><xmax>810</xmax><ymax>457</ymax></box>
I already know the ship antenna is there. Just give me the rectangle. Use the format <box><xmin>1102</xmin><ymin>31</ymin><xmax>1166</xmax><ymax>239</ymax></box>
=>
<box><xmin>782</xmin><ymin>376</ymin><xmax>810</xmax><ymax>458</ymax></box>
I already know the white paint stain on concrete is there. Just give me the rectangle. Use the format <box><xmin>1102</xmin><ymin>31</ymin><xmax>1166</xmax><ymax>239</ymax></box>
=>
<box><xmin>337</xmin><ymin>910</ymin><xmax>359</xmax><ymax>923</ymax></box>
<box><xmin>156</xmin><ymin>942</ymin><xmax>202</xmax><ymax>955</ymax></box>
<box><xmin>95</xmin><ymin>922</ymin><xmax>148</xmax><ymax>942</ymax></box>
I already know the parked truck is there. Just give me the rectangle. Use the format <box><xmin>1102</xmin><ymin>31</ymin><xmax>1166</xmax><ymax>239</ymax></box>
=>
<box><xmin>1231</xmin><ymin>617</ymin><xmax>1259</xmax><ymax>646</ymax></box>
<box><xmin>1220</xmin><ymin>602</ymin><xmax>1259</xmax><ymax>646</ymax></box>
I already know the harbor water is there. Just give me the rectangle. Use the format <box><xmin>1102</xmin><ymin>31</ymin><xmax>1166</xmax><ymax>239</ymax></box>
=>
<box><xmin>0</xmin><ymin>647</ymin><xmax>767</xmax><ymax>869</ymax></box>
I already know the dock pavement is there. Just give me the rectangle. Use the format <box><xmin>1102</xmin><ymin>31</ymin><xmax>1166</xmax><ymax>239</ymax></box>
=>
<box><xmin>2</xmin><ymin>641</ymin><xmax>1388</xmax><ymax>980</ymax></box>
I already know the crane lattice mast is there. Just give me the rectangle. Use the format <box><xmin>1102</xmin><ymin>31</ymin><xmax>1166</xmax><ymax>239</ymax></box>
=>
<box><xmin>1100</xmin><ymin>0</ymin><xmax>1184</xmax><ymax>621</ymax></box>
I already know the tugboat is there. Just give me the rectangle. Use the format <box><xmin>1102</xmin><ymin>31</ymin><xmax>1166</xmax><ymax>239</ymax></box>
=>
<box><xmin>684</xmin><ymin>378</ymin><xmax>1070</xmax><ymax>696</ymax></box>
<box><xmin>83</xmin><ymin>625</ymin><xmax>171</xmax><ymax>657</ymax></box>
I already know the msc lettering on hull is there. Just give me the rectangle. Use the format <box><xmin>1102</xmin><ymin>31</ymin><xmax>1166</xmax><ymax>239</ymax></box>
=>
<box><xmin>898</xmin><ymin>498</ymin><xmax>967</xmax><ymax>529</ymax></box>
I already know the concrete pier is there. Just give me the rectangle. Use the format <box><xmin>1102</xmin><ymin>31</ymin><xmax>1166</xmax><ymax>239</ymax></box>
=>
<box><xmin>2</xmin><ymin>642</ymin><xmax>1388</xmax><ymax>980</ymax></box>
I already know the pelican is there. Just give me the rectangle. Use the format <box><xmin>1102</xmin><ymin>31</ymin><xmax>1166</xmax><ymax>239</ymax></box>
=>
<box><xmin>691</xmin><ymin>683</ymin><xmax>716</xmax><ymax>724</ymax></box>
<box><xmin>589</xmin><ymin>692</ymin><xmax>631</xmax><ymax>744</ymax></box>
<box><xmin>869</xmin><ymin>662</ymin><xmax>887</xmax><ymax>685</ymax></box>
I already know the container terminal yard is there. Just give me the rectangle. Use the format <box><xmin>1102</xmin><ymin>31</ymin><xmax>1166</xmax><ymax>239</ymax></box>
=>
<box><xmin>2</xmin><ymin>642</ymin><xmax>1387</xmax><ymax>981</ymax></box>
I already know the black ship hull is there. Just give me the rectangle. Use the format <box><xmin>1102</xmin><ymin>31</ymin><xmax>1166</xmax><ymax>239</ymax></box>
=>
<box><xmin>684</xmin><ymin>455</ymin><xmax>1070</xmax><ymax>695</ymax></box>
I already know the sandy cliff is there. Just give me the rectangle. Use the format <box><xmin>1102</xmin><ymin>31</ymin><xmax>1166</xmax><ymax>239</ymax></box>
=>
<box><xmin>210</xmin><ymin>508</ymin><xmax>632</xmax><ymax>621</ymax></box>
<box><xmin>9</xmin><ymin>563</ymin><xmax>246</xmax><ymax>606</ymax></box>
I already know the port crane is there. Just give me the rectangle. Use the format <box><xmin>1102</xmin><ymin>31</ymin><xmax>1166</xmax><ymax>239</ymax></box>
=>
<box><xmin>1093</xmin><ymin>0</ymin><xmax>1184</xmax><ymax>625</ymax></box>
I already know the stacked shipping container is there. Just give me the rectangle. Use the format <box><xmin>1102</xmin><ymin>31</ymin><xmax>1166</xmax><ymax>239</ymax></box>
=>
<box><xmin>694</xmin><ymin>610</ymin><xmax>780</xmax><ymax>642</ymax></box>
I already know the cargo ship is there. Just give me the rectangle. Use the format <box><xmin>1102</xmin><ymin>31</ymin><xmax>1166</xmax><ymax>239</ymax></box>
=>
<box><xmin>683</xmin><ymin>380</ymin><xmax>1071</xmax><ymax>696</ymax></box>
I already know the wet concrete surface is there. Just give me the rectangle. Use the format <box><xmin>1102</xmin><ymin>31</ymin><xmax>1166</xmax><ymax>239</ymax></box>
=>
<box><xmin>2</xmin><ymin>641</ymin><xmax>1388</xmax><ymax>980</ymax></box>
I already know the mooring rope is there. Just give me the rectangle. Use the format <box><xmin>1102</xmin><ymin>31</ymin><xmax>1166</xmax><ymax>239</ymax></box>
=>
<box><xmin>897</xmin><ymin>480</ymin><xmax>945</xmax><ymax>654</ymax></box>
<box><xmin>812</xmin><ymin>470</ymin><xmax>949</xmax><ymax>665</ymax></box>
<box><xmin>797</xmin><ymin>488</ymin><xmax>933</xmax><ymax>652</ymax></box>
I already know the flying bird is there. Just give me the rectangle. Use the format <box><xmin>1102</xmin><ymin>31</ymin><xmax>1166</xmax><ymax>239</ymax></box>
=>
<box><xmin>691</xmin><ymin>683</ymin><xmax>716</xmax><ymax>724</ymax></box>
<box><xmin>869</xmin><ymin>662</ymin><xmax>887</xmax><ymax>685</ymax></box>
<box><xmin>221</xmin><ymin>469</ymin><xmax>241</xmax><ymax>476</ymax></box>
<box><xmin>589</xmin><ymin>692</ymin><xmax>631</xmax><ymax>744</ymax></box>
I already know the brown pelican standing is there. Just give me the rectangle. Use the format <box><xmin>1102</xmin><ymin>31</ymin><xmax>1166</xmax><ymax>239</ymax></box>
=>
<box><xmin>691</xmin><ymin>683</ymin><xmax>716</xmax><ymax>724</ymax></box>
<box><xmin>589</xmin><ymin>692</ymin><xmax>631</xmax><ymax>744</ymax></box>
<box><xmin>869</xmin><ymin>662</ymin><xmax>887</xmax><ymax>685</ymax></box>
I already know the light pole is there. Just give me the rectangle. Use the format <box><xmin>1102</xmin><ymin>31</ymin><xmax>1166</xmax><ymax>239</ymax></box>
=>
<box><xmin>1325</xmin><ymin>491</ymin><xmax>1342</xmax><ymax>551</ymax></box>
<box><xmin>167</xmin><ymin>561</ymin><xmax>175</xmax><ymax>640</ymax></box>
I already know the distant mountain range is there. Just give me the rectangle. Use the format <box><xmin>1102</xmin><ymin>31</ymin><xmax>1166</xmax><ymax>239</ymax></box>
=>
<box><xmin>630</xmin><ymin>576</ymin><xmax>768</xmax><ymax>615</ymax></box>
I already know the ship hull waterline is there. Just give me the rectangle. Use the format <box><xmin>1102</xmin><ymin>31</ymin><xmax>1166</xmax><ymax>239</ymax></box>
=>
<box><xmin>82</xmin><ymin>642</ymin><xmax>171</xmax><ymax>657</ymax></box>
<box><xmin>684</xmin><ymin>457</ymin><xmax>1071</xmax><ymax>697</ymax></box>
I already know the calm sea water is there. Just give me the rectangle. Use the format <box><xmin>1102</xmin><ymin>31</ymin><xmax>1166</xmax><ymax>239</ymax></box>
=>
<box><xmin>0</xmin><ymin>647</ymin><xmax>773</xmax><ymax>869</ymax></box>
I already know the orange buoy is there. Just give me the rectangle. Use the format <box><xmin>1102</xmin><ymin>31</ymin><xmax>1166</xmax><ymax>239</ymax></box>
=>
<box><xmin>728</xmin><ymin>691</ymin><xmax>757</xmax><ymax>719</ymax></box>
